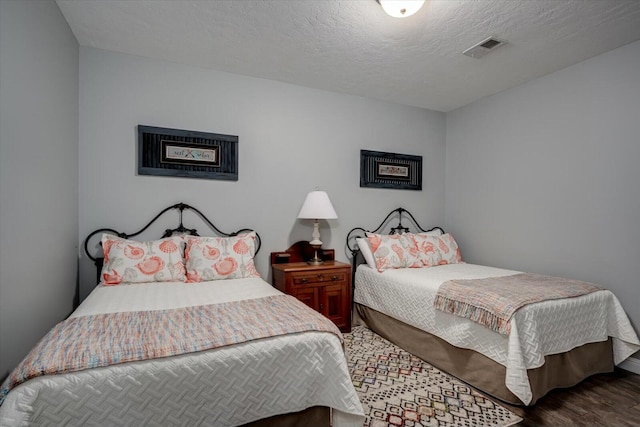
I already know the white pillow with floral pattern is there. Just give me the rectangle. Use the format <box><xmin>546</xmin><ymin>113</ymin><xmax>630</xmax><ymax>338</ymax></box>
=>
<box><xmin>367</xmin><ymin>233</ymin><xmax>422</xmax><ymax>272</ymax></box>
<box><xmin>101</xmin><ymin>234</ymin><xmax>186</xmax><ymax>285</ymax></box>
<box><xmin>411</xmin><ymin>233</ymin><xmax>443</xmax><ymax>267</ymax></box>
<box><xmin>184</xmin><ymin>232</ymin><xmax>260</xmax><ymax>281</ymax></box>
<box><xmin>437</xmin><ymin>233</ymin><xmax>464</xmax><ymax>265</ymax></box>
<box><xmin>412</xmin><ymin>232</ymin><xmax>464</xmax><ymax>266</ymax></box>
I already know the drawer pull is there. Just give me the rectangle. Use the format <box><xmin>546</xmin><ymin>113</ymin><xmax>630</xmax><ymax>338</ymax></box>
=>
<box><xmin>331</xmin><ymin>275</ymin><xmax>339</xmax><ymax>281</ymax></box>
<box><xmin>300</xmin><ymin>278</ymin><xmax>308</xmax><ymax>284</ymax></box>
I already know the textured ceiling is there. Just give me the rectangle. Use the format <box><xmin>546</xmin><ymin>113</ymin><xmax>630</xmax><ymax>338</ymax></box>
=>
<box><xmin>56</xmin><ymin>0</ymin><xmax>640</xmax><ymax>112</ymax></box>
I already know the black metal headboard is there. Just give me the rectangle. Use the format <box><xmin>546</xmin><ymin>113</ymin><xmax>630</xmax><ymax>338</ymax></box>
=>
<box><xmin>84</xmin><ymin>202</ymin><xmax>261</xmax><ymax>283</ymax></box>
<box><xmin>346</xmin><ymin>207</ymin><xmax>444</xmax><ymax>283</ymax></box>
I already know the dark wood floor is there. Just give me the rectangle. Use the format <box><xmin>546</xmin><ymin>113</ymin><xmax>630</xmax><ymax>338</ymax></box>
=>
<box><xmin>497</xmin><ymin>368</ymin><xmax>640</xmax><ymax>426</ymax></box>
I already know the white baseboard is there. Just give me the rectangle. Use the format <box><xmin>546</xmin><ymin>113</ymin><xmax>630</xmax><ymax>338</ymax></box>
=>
<box><xmin>619</xmin><ymin>356</ymin><xmax>640</xmax><ymax>375</ymax></box>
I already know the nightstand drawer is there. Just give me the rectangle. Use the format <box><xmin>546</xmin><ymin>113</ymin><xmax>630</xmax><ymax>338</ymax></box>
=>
<box><xmin>291</xmin><ymin>270</ymin><xmax>347</xmax><ymax>286</ymax></box>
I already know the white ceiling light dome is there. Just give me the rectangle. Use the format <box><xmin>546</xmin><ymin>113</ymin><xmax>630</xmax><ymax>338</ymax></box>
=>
<box><xmin>378</xmin><ymin>0</ymin><xmax>425</xmax><ymax>18</ymax></box>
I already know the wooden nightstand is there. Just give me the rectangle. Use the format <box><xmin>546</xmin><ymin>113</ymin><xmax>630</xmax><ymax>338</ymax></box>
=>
<box><xmin>271</xmin><ymin>243</ymin><xmax>352</xmax><ymax>332</ymax></box>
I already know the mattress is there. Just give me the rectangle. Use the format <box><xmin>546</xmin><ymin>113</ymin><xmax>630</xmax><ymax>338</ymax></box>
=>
<box><xmin>0</xmin><ymin>278</ymin><xmax>364</xmax><ymax>426</ymax></box>
<box><xmin>354</xmin><ymin>263</ymin><xmax>640</xmax><ymax>404</ymax></box>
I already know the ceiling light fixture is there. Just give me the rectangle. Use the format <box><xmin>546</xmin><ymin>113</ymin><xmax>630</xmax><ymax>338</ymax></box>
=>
<box><xmin>378</xmin><ymin>0</ymin><xmax>425</xmax><ymax>18</ymax></box>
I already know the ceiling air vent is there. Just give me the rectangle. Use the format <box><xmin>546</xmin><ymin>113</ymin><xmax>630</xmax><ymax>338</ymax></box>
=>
<box><xmin>463</xmin><ymin>37</ymin><xmax>507</xmax><ymax>59</ymax></box>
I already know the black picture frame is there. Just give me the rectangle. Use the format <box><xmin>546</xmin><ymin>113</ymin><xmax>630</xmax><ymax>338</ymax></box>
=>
<box><xmin>360</xmin><ymin>150</ymin><xmax>422</xmax><ymax>190</ymax></box>
<box><xmin>138</xmin><ymin>125</ymin><xmax>238</xmax><ymax>181</ymax></box>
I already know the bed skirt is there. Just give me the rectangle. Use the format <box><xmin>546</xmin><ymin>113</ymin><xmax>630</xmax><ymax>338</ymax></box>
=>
<box><xmin>355</xmin><ymin>303</ymin><xmax>614</xmax><ymax>405</ymax></box>
<box><xmin>242</xmin><ymin>406</ymin><xmax>330</xmax><ymax>427</ymax></box>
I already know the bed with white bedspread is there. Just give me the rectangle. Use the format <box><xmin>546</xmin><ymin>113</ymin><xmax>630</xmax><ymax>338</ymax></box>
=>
<box><xmin>354</xmin><ymin>263</ymin><xmax>639</xmax><ymax>405</ymax></box>
<box><xmin>347</xmin><ymin>207</ymin><xmax>640</xmax><ymax>406</ymax></box>
<box><xmin>1</xmin><ymin>279</ymin><xmax>363</xmax><ymax>426</ymax></box>
<box><xmin>0</xmin><ymin>203</ymin><xmax>364</xmax><ymax>426</ymax></box>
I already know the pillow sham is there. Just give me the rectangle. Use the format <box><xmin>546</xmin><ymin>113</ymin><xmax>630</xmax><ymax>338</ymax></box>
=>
<box><xmin>411</xmin><ymin>232</ymin><xmax>464</xmax><ymax>266</ymax></box>
<box><xmin>356</xmin><ymin>238</ymin><xmax>376</xmax><ymax>269</ymax></box>
<box><xmin>437</xmin><ymin>233</ymin><xmax>464</xmax><ymax>265</ymax></box>
<box><xmin>101</xmin><ymin>234</ymin><xmax>186</xmax><ymax>285</ymax></box>
<box><xmin>185</xmin><ymin>232</ymin><xmax>260</xmax><ymax>281</ymax></box>
<box><xmin>410</xmin><ymin>233</ymin><xmax>442</xmax><ymax>267</ymax></box>
<box><xmin>367</xmin><ymin>233</ymin><xmax>422</xmax><ymax>272</ymax></box>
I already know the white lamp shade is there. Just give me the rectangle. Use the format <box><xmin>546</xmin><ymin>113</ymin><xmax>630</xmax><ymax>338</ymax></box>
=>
<box><xmin>297</xmin><ymin>191</ymin><xmax>338</xmax><ymax>220</ymax></box>
<box><xmin>378</xmin><ymin>0</ymin><xmax>425</xmax><ymax>18</ymax></box>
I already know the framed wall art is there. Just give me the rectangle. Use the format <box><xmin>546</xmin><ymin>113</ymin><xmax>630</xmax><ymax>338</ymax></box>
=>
<box><xmin>360</xmin><ymin>149</ymin><xmax>422</xmax><ymax>191</ymax></box>
<box><xmin>138</xmin><ymin>125</ymin><xmax>238</xmax><ymax>181</ymax></box>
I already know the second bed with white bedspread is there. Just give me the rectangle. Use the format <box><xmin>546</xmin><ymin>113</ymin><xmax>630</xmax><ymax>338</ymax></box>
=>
<box><xmin>354</xmin><ymin>263</ymin><xmax>640</xmax><ymax>405</ymax></box>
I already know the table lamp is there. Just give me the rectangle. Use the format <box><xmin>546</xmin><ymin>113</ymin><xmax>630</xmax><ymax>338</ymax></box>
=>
<box><xmin>297</xmin><ymin>190</ymin><xmax>338</xmax><ymax>265</ymax></box>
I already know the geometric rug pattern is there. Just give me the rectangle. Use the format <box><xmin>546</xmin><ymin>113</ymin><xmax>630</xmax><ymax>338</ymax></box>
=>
<box><xmin>344</xmin><ymin>326</ymin><xmax>522</xmax><ymax>427</ymax></box>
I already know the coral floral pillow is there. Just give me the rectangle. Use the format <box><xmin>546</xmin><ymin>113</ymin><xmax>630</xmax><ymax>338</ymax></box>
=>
<box><xmin>412</xmin><ymin>233</ymin><xmax>463</xmax><ymax>266</ymax></box>
<box><xmin>411</xmin><ymin>233</ymin><xmax>443</xmax><ymax>267</ymax></box>
<box><xmin>184</xmin><ymin>232</ymin><xmax>260</xmax><ymax>281</ymax></box>
<box><xmin>367</xmin><ymin>233</ymin><xmax>422</xmax><ymax>272</ymax></box>
<box><xmin>437</xmin><ymin>233</ymin><xmax>463</xmax><ymax>265</ymax></box>
<box><xmin>101</xmin><ymin>234</ymin><xmax>186</xmax><ymax>285</ymax></box>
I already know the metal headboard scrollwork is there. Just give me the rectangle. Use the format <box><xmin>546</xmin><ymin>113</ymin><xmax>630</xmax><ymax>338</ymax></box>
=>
<box><xmin>345</xmin><ymin>207</ymin><xmax>444</xmax><ymax>288</ymax></box>
<box><xmin>84</xmin><ymin>202</ymin><xmax>261</xmax><ymax>283</ymax></box>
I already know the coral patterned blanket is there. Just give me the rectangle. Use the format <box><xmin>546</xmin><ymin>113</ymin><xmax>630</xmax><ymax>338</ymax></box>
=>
<box><xmin>433</xmin><ymin>273</ymin><xmax>602</xmax><ymax>335</ymax></box>
<box><xmin>0</xmin><ymin>295</ymin><xmax>341</xmax><ymax>406</ymax></box>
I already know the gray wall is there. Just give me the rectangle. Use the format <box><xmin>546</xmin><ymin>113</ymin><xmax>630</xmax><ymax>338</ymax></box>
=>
<box><xmin>0</xmin><ymin>0</ymin><xmax>79</xmax><ymax>378</ymax></box>
<box><xmin>445</xmin><ymin>40</ymin><xmax>640</xmax><ymax>351</ymax></box>
<box><xmin>78</xmin><ymin>48</ymin><xmax>446</xmax><ymax>301</ymax></box>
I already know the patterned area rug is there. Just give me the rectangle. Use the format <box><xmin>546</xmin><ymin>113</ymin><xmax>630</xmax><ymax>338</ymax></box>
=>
<box><xmin>344</xmin><ymin>326</ymin><xmax>522</xmax><ymax>427</ymax></box>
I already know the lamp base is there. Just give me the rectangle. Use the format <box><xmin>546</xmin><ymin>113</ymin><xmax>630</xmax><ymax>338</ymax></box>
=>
<box><xmin>307</xmin><ymin>244</ymin><xmax>324</xmax><ymax>265</ymax></box>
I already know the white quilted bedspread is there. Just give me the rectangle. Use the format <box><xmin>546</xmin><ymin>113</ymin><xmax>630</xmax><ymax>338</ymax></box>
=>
<box><xmin>1</xmin><ymin>279</ymin><xmax>364</xmax><ymax>426</ymax></box>
<box><xmin>354</xmin><ymin>264</ymin><xmax>640</xmax><ymax>405</ymax></box>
